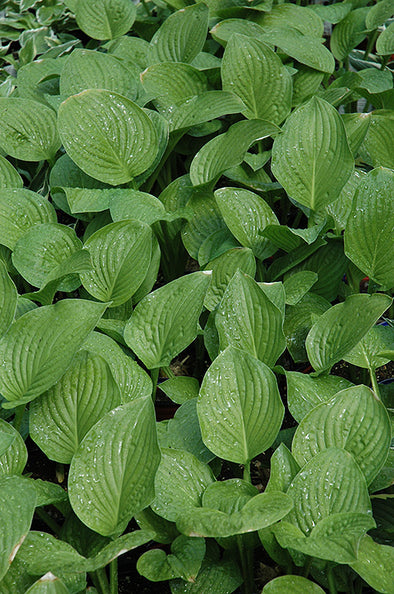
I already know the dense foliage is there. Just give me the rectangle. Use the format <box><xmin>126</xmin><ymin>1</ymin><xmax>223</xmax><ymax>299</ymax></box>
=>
<box><xmin>0</xmin><ymin>0</ymin><xmax>393</xmax><ymax>592</ymax></box>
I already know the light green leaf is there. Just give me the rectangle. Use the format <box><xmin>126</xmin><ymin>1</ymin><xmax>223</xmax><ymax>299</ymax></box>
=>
<box><xmin>198</xmin><ymin>346</ymin><xmax>284</xmax><ymax>464</ymax></box>
<box><xmin>344</xmin><ymin>325</ymin><xmax>394</xmax><ymax>369</ymax></box>
<box><xmin>366</xmin><ymin>0</ymin><xmax>394</xmax><ymax>31</ymax></box>
<box><xmin>58</xmin><ymin>90</ymin><xmax>159</xmax><ymax>185</ymax></box>
<box><xmin>0</xmin><ymin>260</ymin><xmax>17</xmax><ymax>338</ymax></box>
<box><xmin>204</xmin><ymin>248</ymin><xmax>256</xmax><ymax>311</ymax></box>
<box><xmin>80</xmin><ymin>220</ymin><xmax>152</xmax><ymax>306</ymax></box>
<box><xmin>167</xmin><ymin>399</ymin><xmax>215</xmax><ymax>463</ymax></box>
<box><xmin>285</xmin><ymin>370</ymin><xmax>353</xmax><ymax>422</ymax></box>
<box><xmin>265</xmin><ymin>444</ymin><xmax>299</xmax><ymax>494</ymax></box>
<box><xmin>141</xmin><ymin>62</ymin><xmax>207</xmax><ymax>108</ymax></box>
<box><xmin>182</xmin><ymin>191</ymin><xmax>226</xmax><ymax>259</ymax></box>
<box><xmin>124</xmin><ymin>271</ymin><xmax>211</xmax><ymax>369</ymax></box>
<box><xmin>69</xmin><ymin>398</ymin><xmax>160</xmax><ymax>537</ymax></box>
<box><xmin>75</xmin><ymin>0</ymin><xmax>136</xmax><ymax>40</ymax></box>
<box><xmin>258</xmin><ymin>282</ymin><xmax>286</xmax><ymax>318</ymax></box>
<box><xmin>138</xmin><ymin>535</ymin><xmax>205</xmax><ymax>582</ymax></box>
<box><xmin>342</xmin><ymin>113</ymin><xmax>371</xmax><ymax>156</ymax></box>
<box><xmin>60</xmin><ymin>49</ymin><xmax>137</xmax><ymax>100</ymax></box>
<box><xmin>344</xmin><ymin>167</ymin><xmax>394</xmax><ymax>289</ymax></box>
<box><xmin>110</xmin><ymin>189</ymin><xmax>167</xmax><ymax>225</ymax></box>
<box><xmin>271</xmin><ymin>97</ymin><xmax>354</xmax><ymax>211</ymax></box>
<box><xmin>0</xmin><ymin>189</ymin><xmax>56</xmax><ymax>250</ymax></box>
<box><xmin>190</xmin><ymin>119</ymin><xmax>280</xmax><ymax>187</ymax></box>
<box><xmin>0</xmin><ymin>475</ymin><xmax>36</xmax><ymax>580</ymax></box>
<box><xmin>0</xmin><ymin>299</ymin><xmax>107</xmax><ymax>407</ymax></box>
<box><xmin>210</xmin><ymin>18</ymin><xmax>267</xmax><ymax>46</ymax></box>
<box><xmin>83</xmin><ymin>331</ymin><xmax>152</xmax><ymax>402</ymax></box>
<box><xmin>151</xmin><ymin>448</ymin><xmax>215</xmax><ymax>522</ymax></box>
<box><xmin>216</xmin><ymin>271</ymin><xmax>286</xmax><ymax>367</ymax></box>
<box><xmin>166</xmin><ymin>91</ymin><xmax>244</xmax><ymax>132</ymax></box>
<box><xmin>330</xmin><ymin>8</ymin><xmax>369</xmax><ymax>62</ymax></box>
<box><xmin>202</xmin><ymin>478</ymin><xmax>258</xmax><ymax>512</ymax></box>
<box><xmin>263</xmin><ymin>575</ymin><xmax>325</xmax><ymax>593</ymax></box>
<box><xmin>0</xmin><ymin>98</ymin><xmax>60</xmax><ymax>162</ymax></box>
<box><xmin>0</xmin><ymin>418</ymin><xmax>27</xmax><ymax>476</ymax></box>
<box><xmin>61</xmin><ymin>187</ymin><xmax>112</xmax><ymax>214</ymax></box>
<box><xmin>309</xmin><ymin>3</ymin><xmax>352</xmax><ymax>24</ymax></box>
<box><xmin>148</xmin><ymin>4</ymin><xmax>209</xmax><ymax>65</ymax></box>
<box><xmin>25</xmin><ymin>574</ymin><xmax>69</xmax><ymax>594</ymax></box>
<box><xmin>177</xmin><ymin>491</ymin><xmax>293</xmax><ymax>538</ymax></box>
<box><xmin>350</xmin><ymin>535</ymin><xmax>394</xmax><ymax>593</ymax></box>
<box><xmin>292</xmin><ymin>385</ymin><xmax>391</xmax><ymax>485</ymax></box>
<box><xmin>221</xmin><ymin>35</ymin><xmax>292</xmax><ymax>124</ymax></box>
<box><xmin>160</xmin><ymin>376</ymin><xmax>200</xmax><ymax>404</ymax></box>
<box><xmin>0</xmin><ymin>155</ymin><xmax>23</xmax><ymax>189</ymax></box>
<box><xmin>283</xmin><ymin>271</ymin><xmax>318</xmax><ymax>306</ymax></box>
<box><xmin>377</xmin><ymin>21</ymin><xmax>394</xmax><ymax>55</ymax></box>
<box><xmin>30</xmin><ymin>350</ymin><xmax>121</xmax><ymax>463</ymax></box>
<box><xmin>215</xmin><ymin>187</ymin><xmax>279</xmax><ymax>260</ymax></box>
<box><xmin>363</xmin><ymin>113</ymin><xmax>394</xmax><ymax>169</ymax></box>
<box><xmin>284</xmin><ymin>293</ymin><xmax>331</xmax><ymax>363</ymax></box>
<box><xmin>258</xmin><ymin>4</ymin><xmax>324</xmax><ymax>37</ymax></box>
<box><xmin>326</xmin><ymin>169</ymin><xmax>367</xmax><ymax>233</ymax></box>
<box><xmin>12</xmin><ymin>223</ymin><xmax>82</xmax><ymax>291</ymax></box>
<box><xmin>305</xmin><ymin>293</ymin><xmax>392</xmax><ymax>373</ymax></box>
<box><xmin>106</xmin><ymin>35</ymin><xmax>150</xmax><ymax>70</ymax></box>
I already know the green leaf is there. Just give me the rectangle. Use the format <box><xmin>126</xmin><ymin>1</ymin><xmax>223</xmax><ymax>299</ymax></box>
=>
<box><xmin>271</xmin><ymin>97</ymin><xmax>354</xmax><ymax>211</ymax></box>
<box><xmin>152</xmin><ymin>448</ymin><xmax>215</xmax><ymax>522</ymax></box>
<box><xmin>342</xmin><ymin>113</ymin><xmax>371</xmax><ymax>156</ymax></box>
<box><xmin>69</xmin><ymin>398</ymin><xmax>160</xmax><ymax>537</ymax></box>
<box><xmin>258</xmin><ymin>4</ymin><xmax>324</xmax><ymax>37</ymax></box>
<box><xmin>221</xmin><ymin>35</ymin><xmax>292</xmax><ymax>124</ymax></box>
<box><xmin>0</xmin><ymin>299</ymin><xmax>107</xmax><ymax>407</ymax></box>
<box><xmin>12</xmin><ymin>223</ymin><xmax>83</xmax><ymax>291</ymax></box>
<box><xmin>124</xmin><ymin>271</ymin><xmax>211</xmax><ymax>369</ymax></box>
<box><xmin>170</xmin><ymin>558</ymin><xmax>242</xmax><ymax>594</ymax></box>
<box><xmin>262</xmin><ymin>575</ymin><xmax>325</xmax><ymax>593</ymax></box>
<box><xmin>198</xmin><ymin>347</ymin><xmax>284</xmax><ymax>464</ymax></box>
<box><xmin>141</xmin><ymin>62</ymin><xmax>207</xmax><ymax>108</ymax></box>
<box><xmin>265</xmin><ymin>444</ymin><xmax>300</xmax><ymax>494</ymax></box>
<box><xmin>58</xmin><ymin>90</ymin><xmax>159</xmax><ymax>185</ymax></box>
<box><xmin>110</xmin><ymin>189</ymin><xmax>168</xmax><ymax>225</ymax></box>
<box><xmin>285</xmin><ymin>370</ymin><xmax>353</xmax><ymax>422</ymax></box>
<box><xmin>0</xmin><ymin>418</ymin><xmax>27</xmax><ymax>476</ymax></box>
<box><xmin>350</xmin><ymin>535</ymin><xmax>394</xmax><ymax>593</ymax></box>
<box><xmin>0</xmin><ymin>98</ymin><xmax>60</xmax><ymax>162</ymax></box>
<box><xmin>30</xmin><ymin>350</ymin><xmax>121</xmax><ymax>463</ymax></box>
<box><xmin>166</xmin><ymin>91</ymin><xmax>244</xmax><ymax>132</ymax></box>
<box><xmin>160</xmin><ymin>377</ymin><xmax>200</xmax><ymax>405</ymax></box>
<box><xmin>0</xmin><ymin>475</ymin><xmax>36</xmax><ymax>580</ymax></box>
<box><xmin>190</xmin><ymin>119</ymin><xmax>280</xmax><ymax>187</ymax></box>
<box><xmin>215</xmin><ymin>187</ymin><xmax>279</xmax><ymax>260</ymax></box>
<box><xmin>305</xmin><ymin>293</ymin><xmax>392</xmax><ymax>373</ymax></box>
<box><xmin>366</xmin><ymin>0</ymin><xmax>394</xmax><ymax>31</ymax></box>
<box><xmin>309</xmin><ymin>3</ymin><xmax>351</xmax><ymax>24</ymax></box>
<box><xmin>0</xmin><ymin>189</ymin><xmax>56</xmax><ymax>251</ymax></box>
<box><xmin>292</xmin><ymin>385</ymin><xmax>391</xmax><ymax>485</ymax></box>
<box><xmin>0</xmin><ymin>260</ymin><xmax>17</xmax><ymax>338</ymax></box>
<box><xmin>182</xmin><ymin>191</ymin><xmax>226</xmax><ymax>259</ymax></box>
<box><xmin>167</xmin><ymin>399</ymin><xmax>215</xmax><ymax>463</ymax></box>
<box><xmin>177</xmin><ymin>491</ymin><xmax>293</xmax><ymax>538</ymax></box>
<box><xmin>75</xmin><ymin>0</ymin><xmax>136</xmax><ymax>40</ymax></box>
<box><xmin>80</xmin><ymin>220</ymin><xmax>152</xmax><ymax>307</ymax></box>
<box><xmin>363</xmin><ymin>113</ymin><xmax>394</xmax><ymax>169</ymax></box>
<box><xmin>204</xmin><ymin>248</ymin><xmax>256</xmax><ymax>311</ymax></box>
<box><xmin>326</xmin><ymin>169</ymin><xmax>367</xmax><ymax>233</ymax></box>
<box><xmin>0</xmin><ymin>155</ymin><xmax>23</xmax><ymax>189</ymax></box>
<box><xmin>202</xmin><ymin>478</ymin><xmax>258</xmax><ymax>513</ymax></box>
<box><xmin>283</xmin><ymin>271</ymin><xmax>318</xmax><ymax>306</ymax></box>
<box><xmin>60</xmin><ymin>49</ymin><xmax>137</xmax><ymax>100</ymax></box>
<box><xmin>377</xmin><ymin>21</ymin><xmax>394</xmax><ymax>55</ymax></box>
<box><xmin>83</xmin><ymin>331</ymin><xmax>152</xmax><ymax>402</ymax></box>
<box><xmin>292</xmin><ymin>65</ymin><xmax>324</xmax><ymax>107</ymax></box>
<box><xmin>344</xmin><ymin>167</ymin><xmax>394</xmax><ymax>289</ymax></box>
<box><xmin>148</xmin><ymin>4</ymin><xmax>209</xmax><ymax>65</ymax></box>
<box><xmin>216</xmin><ymin>271</ymin><xmax>286</xmax><ymax>367</ymax></box>
<box><xmin>138</xmin><ymin>535</ymin><xmax>205</xmax><ymax>582</ymax></box>
<box><xmin>344</xmin><ymin>325</ymin><xmax>394</xmax><ymax>370</ymax></box>
<box><xmin>25</xmin><ymin>574</ymin><xmax>69</xmax><ymax>594</ymax></box>
<box><xmin>330</xmin><ymin>8</ymin><xmax>369</xmax><ymax>62</ymax></box>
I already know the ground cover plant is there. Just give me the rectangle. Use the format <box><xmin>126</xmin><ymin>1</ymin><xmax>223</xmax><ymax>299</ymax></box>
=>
<box><xmin>0</xmin><ymin>0</ymin><xmax>393</xmax><ymax>592</ymax></box>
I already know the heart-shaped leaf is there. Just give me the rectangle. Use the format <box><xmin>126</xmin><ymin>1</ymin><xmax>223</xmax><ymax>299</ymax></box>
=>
<box><xmin>216</xmin><ymin>271</ymin><xmax>286</xmax><ymax>367</ymax></box>
<box><xmin>58</xmin><ymin>90</ymin><xmax>159</xmax><ymax>185</ymax></box>
<box><xmin>0</xmin><ymin>189</ymin><xmax>57</xmax><ymax>250</ymax></box>
<box><xmin>198</xmin><ymin>347</ymin><xmax>284</xmax><ymax>464</ymax></box>
<box><xmin>0</xmin><ymin>299</ymin><xmax>107</xmax><ymax>407</ymax></box>
<box><xmin>222</xmin><ymin>35</ymin><xmax>292</xmax><ymax>124</ymax></box>
<box><xmin>0</xmin><ymin>418</ymin><xmax>27</xmax><ymax>477</ymax></box>
<box><xmin>75</xmin><ymin>0</ymin><xmax>136</xmax><ymax>40</ymax></box>
<box><xmin>215</xmin><ymin>187</ymin><xmax>279</xmax><ymax>260</ymax></box>
<box><xmin>305</xmin><ymin>293</ymin><xmax>392</xmax><ymax>373</ymax></box>
<box><xmin>30</xmin><ymin>350</ymin><xmax>121</xmax><ymax>464</ymax></box>
<box><xmin>344</xmin><ymin>167</ymin><xmax>394</xmax><ymax>289</ymax></box>
<box><xmin>271</xmin><ymin>97</ymin><xmax>354</xmax><ymax>211</ymax></box>
<box><xmin>292</xmin><ymin>385</ymin><xmax>391</xmax><ymax>485</ymax></box>
<box><xmin>0</xmin><ymin>475</ymin><xmax>36</xmax><ymax>580</ymax></box>
<box><xmin>0</xmin><ymin>98</ymin><xmax>60</xmax><ymax>162</ymax></box>
<box><xmin>137</xmin><ymin>535</ymin><xmax>205</xmax><ymax>582</ymax></box>
<box><xmin>262</xmin><ymin>575</ymin><xmax>325</xmax><ymax>593</ymax></box>
<box><xmin>69</xmin><ymin>398</ymin><xmax>160</xmax><ymax>536</ymax></box>
<box><xmin>80</xmin><ymin>220</ymin><xmax>152</xmax><ymax>306</ymax></box>
<box><xmin>124</xmin><ymin>271</ymin><xmax>211</xmax><ymax>369</ymax></box>
<box><xmin>0</xmin><ymin>155</ymin><xmax>23</xmax><ymax>189</ymax></box>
